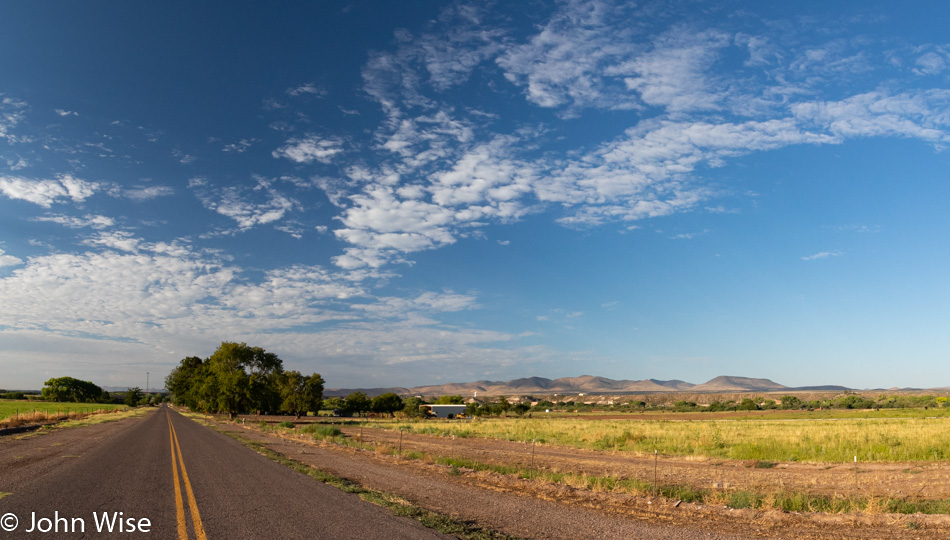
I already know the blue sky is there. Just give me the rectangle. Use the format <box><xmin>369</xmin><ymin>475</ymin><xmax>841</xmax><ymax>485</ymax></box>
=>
<box><xmin>1</xmin><ymin>1</ymin><xmax>949</xmax><ymax>391</ymax></box>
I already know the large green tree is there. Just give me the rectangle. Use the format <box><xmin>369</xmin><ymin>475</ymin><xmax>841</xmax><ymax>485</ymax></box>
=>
<box><xmin>206</xmin><ymin>342</ymin><xmax>284</xmax><ymax>417</ymax></box>
<box><xmin>166</xmin><ymin>342</ymin><xmax>288</xmax><ymax>417</ymax></box>
<box><xmin>41</xmin><ymin>377</ymin><xmax>103</xmax><ymax>403</ymax></box>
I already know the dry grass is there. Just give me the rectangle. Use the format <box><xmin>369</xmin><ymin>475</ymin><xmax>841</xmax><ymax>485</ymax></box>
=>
<box><xmin>0</xmin><ymin>405</ymin><xmax>134</xmax><ymax>430</ymax></box>
<box><xmin>376</xmin><ymin>415</ymin><xmax>950</xmax><ymax>463</ymax></box>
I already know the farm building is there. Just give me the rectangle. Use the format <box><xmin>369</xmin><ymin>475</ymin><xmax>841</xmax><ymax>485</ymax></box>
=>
<box><xmin>422</xmin><ymin>404</ymin><xmax>467</xmax><ymax>418</ymax></box>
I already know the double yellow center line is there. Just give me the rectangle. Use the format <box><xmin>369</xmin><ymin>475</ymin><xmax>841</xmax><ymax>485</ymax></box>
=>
<box><xmin>167</xmin><ymin>412</ymin><xmax>208</xmax><ymax>540</ymax></box>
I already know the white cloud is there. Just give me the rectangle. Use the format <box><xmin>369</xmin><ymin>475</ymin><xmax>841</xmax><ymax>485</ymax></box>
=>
<box><xmin>192</xmin><ymin>181</ymin><xmax>301</xmax><ymax>231</ymax></box>
<box><xmin>55</xmin><ymin>109</ymin><xmax>78</xmax><ymax>117</ymax></box>
<box><xmin>415</xmin><ymin>4</ymin><xmax>507</xmax><ymax>90</ymax></box>
<box><xmin>0</xmin><ymin>249</ymin><xmax>22</xmax><ymax>267</ymax></box>
<box><xmin>6</xmin><ymin>156</ymin><xmax>29</xmax><ymax>170</ymax></box>
<box><xmin>120</xmin><ymin>185</ymin><xmax>175</xmax><ymax>201</ymax></box>
<box><xmin>33</xmin><ymin>214</ymin><xmax>115</xmax><ymax>229</ymax></box>
<box><xmin>613</xmin><ymin>28</ymin><xmax>731</xmax><ymax>112</ymax></box>
<box><xmin>792</xmin><ymin>90</ymin><xmax>950</xmax><ymax>143</ymax></box>
<box><xmin>0</xmin><ymin>237</ymin><xmax>537</xmax><ymax>387</ymax></box>
<box><xmin>0</xmin><ymin>96</ymin><xmax>27</xmax><ymax>142</ymax></box>
<box><xmin>496</xmin><ymin>0</ymin><xmax>640</xmax><ymax>113</ymax></box>
<box><xmin>0</xmin><ymin>174</ymin><xmax>98</xmax><ymax>207</ymax></box>
<box><xmin>914</xmin><ymin>51</ymin><xmax>947</xmax><ymax>76</ymax></box>
<box><xmin>272</xmin><ymin>135</ymin><xmax>344</xmax><ymax>164</ymax></box>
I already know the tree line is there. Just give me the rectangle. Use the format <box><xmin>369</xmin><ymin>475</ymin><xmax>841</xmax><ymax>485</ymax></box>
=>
<box><xmin>165</xmin><ymin>342</ymin><xmax>324</xmax><ymax>418</ymax></box>
<box><xmin>27</xmin><ymin>377</ymin><xmax>158</xmax><ymax>407</ymax></box>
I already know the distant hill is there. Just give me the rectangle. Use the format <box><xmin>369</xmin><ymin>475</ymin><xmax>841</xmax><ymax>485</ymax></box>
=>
<box><xmin>690</xmin><ymin>376</ymin><xmax>787</xmax><ymax>393</ymax></box>
<box><xmin>324</xmin><ymin>387</ymin><xmax>411</xmax><ymax>398</ymax></box>
<box><xmin>324</xmin><ymin>374</ymin><xmax>820</xmax><ymax>398</ymax></box>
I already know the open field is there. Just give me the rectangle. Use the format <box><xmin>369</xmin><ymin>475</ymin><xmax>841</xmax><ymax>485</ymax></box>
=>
<box><xmin>225</xmin><ymin>407</ymin><xmax>950</xmax><ymax>524</ymax></box>
<box><xmin>365</xmin><ymin>412</ymin><xmax>950</xmax><ymax>463</ymax></box>
<box><xmin>0</xmin><ymin>400</ymin><xmax>125</xmax><ymax>429</ymax></box>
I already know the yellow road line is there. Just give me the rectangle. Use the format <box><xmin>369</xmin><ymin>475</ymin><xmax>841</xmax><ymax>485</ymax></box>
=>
<box><xmin>168</xmin><ymin>412</ymin><xmax>208</xmax><ymax>540</ymax></box>
<box><xmin>167</xmin><ymin>413</ymin><xmax>188</xmax><ymax>540</ymax></box>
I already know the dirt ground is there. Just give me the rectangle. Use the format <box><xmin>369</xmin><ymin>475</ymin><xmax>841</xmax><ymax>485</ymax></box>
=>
<box><xmin>211</xmin><ymin>415</ymin><xmax>950</xmax><ymax>539</ymax></box>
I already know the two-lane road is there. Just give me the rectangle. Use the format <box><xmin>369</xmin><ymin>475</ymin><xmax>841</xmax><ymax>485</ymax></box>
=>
<box><xmin>0</xmin><ymin>407</ymin><xmax>448</xmax><ymax>539</ymax></box>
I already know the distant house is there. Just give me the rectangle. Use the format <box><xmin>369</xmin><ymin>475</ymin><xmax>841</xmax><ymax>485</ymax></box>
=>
<box><xmin>422</xmin><ymin>404</ymin><xmax>467</xmax><ymax>418</ymax></box>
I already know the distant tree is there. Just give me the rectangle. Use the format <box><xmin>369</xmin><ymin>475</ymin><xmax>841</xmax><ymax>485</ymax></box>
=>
<box><xmin>434</xmin><ymin>395</ymin><xmax>464</xmax><ymax>404</ymax></box>
<box><xmin>280</xmin><ymin>371</ymin><xmax>325</xmax><ymax>418</ymax></box>
<box><xmin>323</xmin><ymin>397</ymin><xmax>345</xmax><ymax>411</ymax></box>
<box><xmin>401</xmin><ymin>397</ymin><xmax>425</xmax><ymax>418</ymax></box>
<box><xmin>371</xmin><ymin>393</ymin><xmax>404</xmax><ymax>416</ymax></box>
<box><xmin>512</xmin><ymin>402</ymin><xmax>531</xmax><ymax>415</ymax></box>
<box><xmin>343</xmin><ymin>391</ymin><xmax>371</xmax><ymax>417</ymax></box>
<box><xmin>737</xmin><ymin>398</ymin><xmax>758</xmax><ymax>411</ymax></box>
<box><xmin>780</xmin><ymin>395</ymin><xmax>803</xmax><ymax>410</ymax></box>
<box><xmin>42</xmin><ymin>377</ymin><xmax>103</xmax><ymax>403</ymax></box>
<box><xmin>125</xmin><ymin>387</ymin><xmax>144</xmax><ymax>407</ymax></box>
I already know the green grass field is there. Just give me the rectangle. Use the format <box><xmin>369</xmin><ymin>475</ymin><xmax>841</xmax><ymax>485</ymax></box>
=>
<box><xmin>0</xmin><ymin>400</ymin><xmax>122</xmax><ymax>426</ymax></box>
<box><xmin>367</xmin><ymin>408</ymin><xmax>950</xmax><ymax>463</ymax></box>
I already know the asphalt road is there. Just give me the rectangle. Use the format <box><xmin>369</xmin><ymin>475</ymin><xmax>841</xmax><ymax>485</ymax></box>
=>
<box><xmin>0</xmin><ymin>406</ymin><xmax>448</xmax><ymax>539</ymax></box>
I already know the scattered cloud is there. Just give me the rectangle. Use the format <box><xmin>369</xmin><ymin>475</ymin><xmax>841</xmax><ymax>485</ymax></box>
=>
<box><xmin>286</xmin><ymin>83</ymin><xmax>327</xmax><ymax>97</ymax></box>
<box><xmin>913</xmin><ymin>50</ymin><xmax>948</xmax><ymax>76</ymax></box>
<box><xmin>54</xmin><ymin>109</ymin><xmax>78</xmax><ymax>117</ymax></box>
<box><xmin>272</xmin><ymin>135</ymin><xmax>344</xmax><ymax>164</ymax></box>
<box><xmin>191</xmin><ymin>180</ymin><xmax>301</xmax><ymax>231</ymax></box>
<box><xmin>222</xmin><ymin>139</ymin><xmax>255</xmax><ymax>153</ymax></box>
<box><xmin>0</xmin><ymin>96</ymin><xmax>28</xmax><ymax>143</ymax></box>
<box><xmin>118</xmin><ymin>185</ymin><xmax>175</xmax><ymax>202</ymax></box>
<box><xmin>0</xmin><ymin>174</ymin><xmax>98</xmax><ymax>207</ymax></box>
<box><xmin>33</xmin><ymin>214</ymin><xmax>115</xmax><ymax>229</ymax></box>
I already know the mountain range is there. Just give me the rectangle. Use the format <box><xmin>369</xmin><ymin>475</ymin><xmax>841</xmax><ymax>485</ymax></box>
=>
<box><xmin>324</xmin><ymin>375</ymin><xmax>852</xmax><ymax>398</ymax></box>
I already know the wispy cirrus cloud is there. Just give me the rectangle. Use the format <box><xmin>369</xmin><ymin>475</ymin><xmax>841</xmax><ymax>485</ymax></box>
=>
<box><xmin>286</xmin><ymin>83</ymin><xmax>327</xmax><ymax>97</ymax></box>
<box><xmin>801</xmin><ymin>251</ymin><xmax>841</xmax><ymax>261</ymax></box>
<box><xmin>0</xmin><ymin>96</ymin><xmax>28</xmax><ymax>142</ymax></box>
<box><xmin>117</xmin><ymin>185</ymin><xmax>175</xmax><ymax>202</ymax></box>
<box><xmin>309</xmin><ymin>0</ymin><xmax>950</xmax><ymax>270</ymax></box>
<box><xmin>33</xmin><ymin>213</ymin><xmax>115</xmax><ymax>229</ymax></box>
